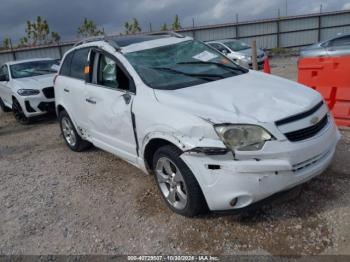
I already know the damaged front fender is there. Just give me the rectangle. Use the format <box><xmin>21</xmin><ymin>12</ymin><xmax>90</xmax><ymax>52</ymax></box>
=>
<box><xmin>141</xmin><ymin>130</ymin><xmax>227</xmax><ymax>157</ymax></box>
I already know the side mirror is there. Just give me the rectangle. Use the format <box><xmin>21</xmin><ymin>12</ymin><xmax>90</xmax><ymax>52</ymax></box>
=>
<box><xmin>84</xmin><ymin>65</ymin><xmax>92</xmax><ymax>83</ymax></box>
<box><xmin>0</xmin><ymin>74</ymin><xmax>9</xmax><ymax>82</ymax></box>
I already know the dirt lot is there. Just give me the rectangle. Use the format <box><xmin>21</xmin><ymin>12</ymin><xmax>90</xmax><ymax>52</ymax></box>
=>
<box><xmin>0</xmin><ymin>57</ymin><xmax>349</xmax><ymax>256</ymax></box>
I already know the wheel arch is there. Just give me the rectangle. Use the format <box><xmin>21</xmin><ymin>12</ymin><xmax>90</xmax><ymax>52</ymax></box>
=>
<box><xmin>56</xmin><ymin>105</ymin><xmax>83</xmax><ymax>137</ymax></box>
<box><xmin>56</xmin><ymin>104</ymin><xmax>66</xmax><ymax>117</ymax></box>
<box><xmin>143</xmin><ymin>137</ymin><xmax>185</xmax><ymax>173</ymax></box>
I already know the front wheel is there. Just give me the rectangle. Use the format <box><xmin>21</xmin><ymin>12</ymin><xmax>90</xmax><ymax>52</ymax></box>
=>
<box><xmin>152</xmin><ymin>145</ymin><xmax>208</xmax><ymax>217</ymax></box>
<box><xmin>0</xmin><ymin>97</ymin><xmax>11</xmax><ymax>112</ymax></box>
<box><xmin>59</xmin><ymin>110</ymin><xmax>91</xmax><ymax>152</ymax></box>
<box><xmin>12</xmin><ymin>99</ymin><xmax>31</xmax><ymax>125</ymax></box>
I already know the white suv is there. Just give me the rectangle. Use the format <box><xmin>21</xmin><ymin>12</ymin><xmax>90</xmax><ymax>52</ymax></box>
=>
<box><xmin>55</xmin><ymin>33</ymin><xmax>340</xmax><ymax>217</ymax></box>
<box><xmin>0</xmin><ymin>58</ymin><xmax>59</xmax><ymax>124</ymax></box>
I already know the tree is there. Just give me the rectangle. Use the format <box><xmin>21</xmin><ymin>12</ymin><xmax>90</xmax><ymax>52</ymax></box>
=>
<box><xmin>131</xmin><ymin>18</ymin><xmax>141</xmax><ymax>33</ymax></box>
<box><xmin>160</xmin><ymin>23</ymin><xmax>168</xmax><ymax>31</ymax></box>
<box><xmin>18</xmin><ymin>37</ymin><xmax>29</xmax><ymax>48</ymax></box>
<box><xmin>2</xmin><ymin>38</ymin><xmax>11</xmax><ymax>49</ymax></box>
<box><xmin>77</xmin><ymin>18</ymin><xmax>103</xmax><ymax>38</ymax></box>
<box><xmin>172</xmin><ymin>15</ymin><xmax>181</xmax><ymax>30</ymax></box>
<box><xmin>51</xmin><ymin>32</ymin><xmax>60</xmax><ymax>44</ymax></box>
<box><xmin>24</xmin><ymin>16</ymin><xmax>60</xmax><ymax>46</ymax></box>
<box><xmin>124</xmin><ymin>22</ymin><xmax>132</xmax><ymax>35</ymax></box>
<box><xmin>124</xmin><ymin>18</ymin><xmax>142</xmax><ymax>34</ymax></box>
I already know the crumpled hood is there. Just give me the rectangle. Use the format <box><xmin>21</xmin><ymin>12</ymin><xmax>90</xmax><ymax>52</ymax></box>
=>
<box><xmin>12</xmin><ymin>74</ymin><xmax>55</xmax><ymax>90</ymax></box>
<box><xmin>154</xmin><ymin>70</ymin><xmax>322</xmax><ymax>124</ymax></box>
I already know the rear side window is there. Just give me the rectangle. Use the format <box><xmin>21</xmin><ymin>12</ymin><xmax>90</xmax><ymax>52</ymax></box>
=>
<box><xmin>329</xmin><ymin>36</ymin><xmax>350</xmax><ymax>47</ymax></box>
<box><xmin>60</xmin><ymin>52</ymin><xmax>73</xmax><ymax>76</ymax></box>
<box><xmin>70</xmin><ymin>48</ymin><xmax>90</xmax><ymax>80</ymax></box>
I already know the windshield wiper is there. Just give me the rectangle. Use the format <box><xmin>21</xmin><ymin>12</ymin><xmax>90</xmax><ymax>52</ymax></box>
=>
<box><xmin>151</xmin><ymin>67</ymin><xmax>225</xmax><ymax>80</ymax></box>
<box><xmin>35</xmin><ymin>69</ymin><xmax>57</xmax><ymax>73</ymax></box>
<box><xmin>177</xmin><ymin>61</ymin><xmax>248</xmax><ymax>73</ymax></box>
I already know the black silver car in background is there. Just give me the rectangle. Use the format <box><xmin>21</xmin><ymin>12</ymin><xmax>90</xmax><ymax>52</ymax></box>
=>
<box><xmin>300</xmin><ymin>33</ymin><xmax>350</xmax><ymax>58</ymax></box>
<box><xmin>206</xmin><ymin>39</ymin><xmax>266</xmax><ymax>69</ymax></box>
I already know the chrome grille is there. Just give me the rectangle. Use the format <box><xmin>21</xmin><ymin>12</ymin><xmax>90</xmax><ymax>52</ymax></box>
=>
<box><xmin>284</xmin><ymin>115</ymin><xmax>328</xmax><ymax>142</ymax></box>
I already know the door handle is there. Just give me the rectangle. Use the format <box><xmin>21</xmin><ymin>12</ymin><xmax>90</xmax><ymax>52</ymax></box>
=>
<box><xmin>64</xmin><ymin>88</ymin><xmax>70</xmax><ymax>93</ymax></box>
<box><xmin>86</xmin><ymin>98</ymin><xmax>97</xmax><ymax>104</ymax></box>
<box><xmin>122</xmin><ymin>93</ymin><xmax>132</xmax><ymax>105</ymax></box>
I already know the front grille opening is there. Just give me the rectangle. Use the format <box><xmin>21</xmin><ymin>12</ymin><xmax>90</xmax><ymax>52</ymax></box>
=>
<box><xmin>292</xmin><ymin>149</ymin><xmax>331</xmax><ymax>173</ymax></box>
<box><xmin>42</xmin><ymin>87</ymin><xmax>55</xmax><ymax>99</ymax></box>
<box><xmin>284</xmin><ymin>115</ymin><xmax>328</xmax><ymax>142</ymax></box>
<box><xmin>25</xmin><ymin>101</ymin><xmax>36</xmax><ymax>113</ymax></box>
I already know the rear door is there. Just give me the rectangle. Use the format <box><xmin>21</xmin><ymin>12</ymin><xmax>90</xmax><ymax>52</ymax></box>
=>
<box><xmin>85</xmin><ymin>50</ymin><xmax>137</xmax><ymax>163</ymax></box>
<box><xmin>57</xmin><ymin>47</ymin><xmax>92</xmax><ymax>129</ymax></box>
<box><xmin>0</xmin><ymin>65</ymin><xmax>12</xmax><ymax>107</ymax></box>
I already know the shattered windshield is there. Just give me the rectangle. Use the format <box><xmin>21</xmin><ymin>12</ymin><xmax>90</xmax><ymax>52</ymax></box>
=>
<box><xmin>10</xmin><ymin>60</ymin><xmax>59</xmax><ymax>79</ymax></box>
<box><xmin>124</xmin><ymin>40</ymin><xmax>248</xmax><ymax>90</ymax></box>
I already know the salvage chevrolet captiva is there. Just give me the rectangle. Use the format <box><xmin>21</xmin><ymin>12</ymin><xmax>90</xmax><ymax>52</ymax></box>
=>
<box><xmin>54</xmin><ymin>33</ymin><xmax>341</xmax><ymax>217</ymax></box>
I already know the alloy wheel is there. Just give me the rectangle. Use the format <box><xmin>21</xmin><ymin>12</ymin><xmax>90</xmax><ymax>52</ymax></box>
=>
<box><xmin>61</xmin><ymin>117</ymin><xmax>77</xmax><ymax>147</ymax></box>
<box><xmin>155</xmin><ymin>157</ymin><xmax>188</xmax><ymax>210</ymax></box>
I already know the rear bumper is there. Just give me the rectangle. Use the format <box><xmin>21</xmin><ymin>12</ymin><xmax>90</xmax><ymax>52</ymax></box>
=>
<box><xmin>181</xmin><ymin>119</ymin><xmax>341</xmax><ymax>211</ymax></box>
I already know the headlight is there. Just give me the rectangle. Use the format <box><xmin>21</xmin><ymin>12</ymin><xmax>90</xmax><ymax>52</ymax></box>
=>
<box><xmin>236</xmin><ymin>54</ymin><xmax>251</xmax><ymax>61</ymax></box>
<box><xmin>17</xmin><ymin>89</ymin><xmax>40</xmax><ymax>96</ymax></box>
<box><xmin>214</xmin><ymin>124</ymin><xmax>273</xmax><ymax>151</ymax></box>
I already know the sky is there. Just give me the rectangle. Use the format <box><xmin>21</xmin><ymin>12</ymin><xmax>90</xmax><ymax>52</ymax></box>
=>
<box><xmin>1</xmin><ymin>0</ymin><xmax>350</xmax><ymax>43</ymax></box>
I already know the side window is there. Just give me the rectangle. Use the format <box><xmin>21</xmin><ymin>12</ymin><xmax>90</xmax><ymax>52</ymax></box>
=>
<box><xmin>60</xmin><ymin>51</ymin><xmax>74</xmax><ymax>76</ymax></box>
<box><xmin>329</xmin><ymin>36</ymin><xmax>350</xmax><ymax>47</ymax></box>
<box><xmin>70</xmin><ymin>48</ymin><xmax>90</xmax><ymax>80</ymax></box>
<box><xmin>217</xmin><ymin>43</ymin><xmax>230</xmax><ymax>53</ymax></box>
<box><xmin>96</xmin><ymin>53</ymin><xmax>130</xmax><ymax>91</ymax></box>
<box><xmin>0</xmin><ymin>65</ymin><xmax>9</xmax><ymax>80</ymax></box>
<box><xmin>210</xmin><ymin>43</ymin><xmax>229</xmax><ymax>53</ymax></box>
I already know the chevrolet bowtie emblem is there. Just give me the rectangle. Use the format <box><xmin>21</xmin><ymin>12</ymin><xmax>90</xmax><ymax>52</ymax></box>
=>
<box><xmin>310</xmin><ymin>116</ymin><xmax>320</xmax><ymax>125</ymax></box>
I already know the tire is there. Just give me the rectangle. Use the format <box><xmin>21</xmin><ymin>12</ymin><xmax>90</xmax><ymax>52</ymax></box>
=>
<box><xmin>0</xmin><ymin>97</ymin><xmax>11</xmax><ymax>112</ymax></box>
<box><xmin>59</xmin><ymin>110</ymin><xmax>91</xmax><ymax>152</ymax></box>
<box><xmin>152</xmin><ymin>145</ymin><xmax>208</xmax><ymax>217</ymax></box>
<box><xmin>12</xmin><ymin>99</ymin><xmax>31</xmax><ymax>125</ymax></box>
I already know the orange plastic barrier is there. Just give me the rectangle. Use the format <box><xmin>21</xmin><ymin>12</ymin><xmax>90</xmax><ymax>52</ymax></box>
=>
<box><xmin>298</xmin><ymin>56</ymin><xmax>350</xmax><ymax>127</ymax></box>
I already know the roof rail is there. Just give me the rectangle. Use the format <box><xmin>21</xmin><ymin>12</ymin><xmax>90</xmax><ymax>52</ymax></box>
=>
<box><xmin>148</xmin><ymin>31</ymin><xmax>185</xmax><ymax>38</ymax></box>
<box><xmin>74</xmin><ymin>36</ymin><xmax>121</xmax><ymax>51</ymax></box>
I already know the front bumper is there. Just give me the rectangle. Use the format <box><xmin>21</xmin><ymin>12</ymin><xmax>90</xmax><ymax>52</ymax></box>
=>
<box><xmin>19</xmin><ymin>96</ymin><xmax>55</xmax><ymax>117</ymax></box>
<box><xmin>181</xmin><ymin>119</ymin><xmax>341</xmax><ymax>211</ymax></box>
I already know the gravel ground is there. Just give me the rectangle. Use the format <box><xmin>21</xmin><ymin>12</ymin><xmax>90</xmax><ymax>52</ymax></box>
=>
<box><xmin>0</xmin><ymin>57</ymin><xmax>349</xmax><ymax>256</ymax></box>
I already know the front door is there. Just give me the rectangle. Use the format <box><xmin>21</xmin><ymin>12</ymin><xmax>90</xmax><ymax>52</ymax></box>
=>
<box><xmin>85</xmin><ymin>51</ymin><xmax>137</xmax><ymax>163</ymax></box>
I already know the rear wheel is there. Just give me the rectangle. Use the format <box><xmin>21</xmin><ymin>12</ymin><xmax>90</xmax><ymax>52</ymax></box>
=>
<box><xmin>152</xmin><ymin>145</ymin><xmax>208</xmax><ymax>217</ymax></box>
<box><xmin>12</xmin><ymin>99</ymin><xmax>31</xmax><ymax>125</ymax></box>
<box><xmin>0</xmin><ymin>97</ymin><xmax>11</xmax><ymax>112</ymax></box>
<box><xmin>59</xmin><ymin>110</ymin><xmax>91</xmax><ymax>152</ymax></box>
